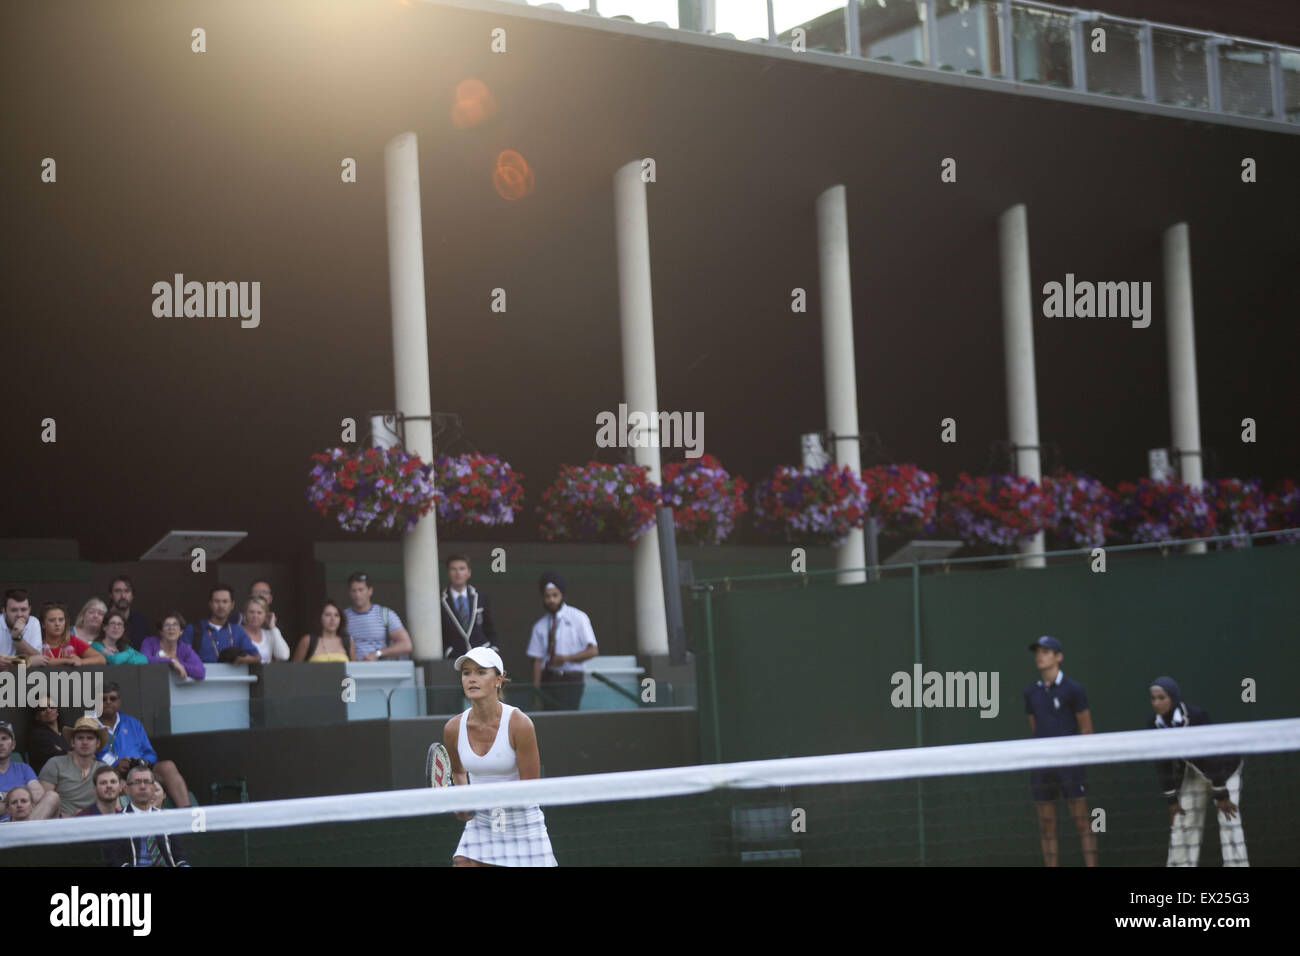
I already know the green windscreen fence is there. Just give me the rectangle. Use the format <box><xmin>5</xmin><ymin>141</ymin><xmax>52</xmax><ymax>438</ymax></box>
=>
<box><xmin>683</xmin><ymin>542</ymin><xmax>1300</xmax><ymax>864</ymax></box>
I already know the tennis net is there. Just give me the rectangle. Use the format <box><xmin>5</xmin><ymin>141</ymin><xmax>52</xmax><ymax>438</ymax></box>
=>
<box><xmin>4</xmin><ymin>718</ymin><xmax>1297</xmax><ymax>866</ymax></box>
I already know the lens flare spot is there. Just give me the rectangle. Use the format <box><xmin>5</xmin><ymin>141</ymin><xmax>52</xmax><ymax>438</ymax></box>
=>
<box><xmin>451</xmin><ymin>78</ymin><xmax>497</xmax><ymax>130</ymax></box>
<box><xmin>493</xmin><ymin>150</ymin><xmax>534</xmax><ymax>201</ymax></box>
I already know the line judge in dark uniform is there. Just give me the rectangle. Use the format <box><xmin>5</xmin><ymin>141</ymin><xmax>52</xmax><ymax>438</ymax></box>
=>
<box><xmin>439</xmin><ymin>553</ymin><xmax>499</xmax><ymax>660</ymax></box>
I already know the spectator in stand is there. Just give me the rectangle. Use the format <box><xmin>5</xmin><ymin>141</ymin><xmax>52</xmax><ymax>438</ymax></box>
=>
<box><xmin>293</xmin><ymin>601</ymin><xmax>357</xmax><ymax>662</ymax></box>
<box><xmin>71</xmin><ymin>598</ymin><xmax>107</xmax><ymax>643</ymax></box>
<box><xmin>0</xmin><ymin>720</ymin><xmax>60</xmax><ymax>819</ymax></box>
<box><xmin>141</xmin><ymin>612</ymin><xmax>206</xmax><ymax>681</ymax></box>
<box><xmin>189</xmin><ymin>585</ymin><xmax>259</xmax><ymax>664</ymax></box>
<box><xmin>440</xmin><ymin>553</ymin><xmax>499</xmax><ymax>660</ymax></box>
<box><xmin>344</xmin><ymin>572</ymin><xmax>413</xmax><ymax>661</ymax></box>
<box><xmin>76</xmin><ymin>765</ymin><xmax>124</xmax><ymax>817</ymax></box>
<box><xmin>91</xmin><ymin>611</ymin><xmax>148</xmax><ymax>666</ymax></box>
<box><xmin>242</xmin><ymin>580</ymin><xmax>288</xmax><ymax>646</ymax></box>
<box><xmin>26</xmin><ymin>700</ymin><xmax>68</xmax><ymax>773</ymax></box>
<box><xmin>38</xmin><ymin>716</ymin><xmax>109</xmax><ymax>816</ymax></box>
<box><xmin>243</xmin><ymin>596</ymin><xmax>290</xmax><ymax>663</ymax></box>
<box><xmin>527</xmin><ymin>571</ymin><xmax>599</xmax><ymax>711</ymax></box>
<box><xmin>103</xmin><ymin>762</ymin><xmax>192</xmax><ymax>867</ymax></box>
<box><xmin>1</xmin><ymin>786</ymin><xmax>35</xmax><ymax>822</ymax></box>
<box><xmin>1</xmin><ymin>588</ymin><xmax>42</xmax><ymax>661</ymax></box>
<box><xmin>95</xmin><ymin>681</ymin><xmax>191</xmax><ymax>808</ymax></box>
<box><xmin>26</xmin><ymin>602</ymin><xmax>106</xmax><ymax>668</ymax></box>
<box><xmin>108</xmin><ymin>576</ymin><xmax>150</xmax><ymax>651</ymax></box>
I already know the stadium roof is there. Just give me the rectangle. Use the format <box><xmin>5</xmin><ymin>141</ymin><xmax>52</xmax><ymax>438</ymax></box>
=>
<box><xmin>428</xmin><ymin>0</ymin><xmax>1300</xmax><ymax>135</ymax></box>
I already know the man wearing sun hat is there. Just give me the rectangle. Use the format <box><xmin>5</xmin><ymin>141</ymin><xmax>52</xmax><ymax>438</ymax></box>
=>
<box><xmin>526</xmin><ymin>570</ymin><xmax>599</xmax><ymax>711</ymax></box>
<box><xmin>37</xmin><ymin>716</ymin><xmax>110</xmax><ymax>817</ymax></box>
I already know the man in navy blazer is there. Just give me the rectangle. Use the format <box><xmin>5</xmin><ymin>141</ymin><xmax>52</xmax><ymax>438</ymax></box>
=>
<box><xmin>440</xmin><ymin>554</ymin><xmax>498</xmax><ymax>659</ymax></box>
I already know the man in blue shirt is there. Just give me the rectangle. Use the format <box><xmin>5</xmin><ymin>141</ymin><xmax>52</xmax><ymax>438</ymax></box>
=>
<box><xmin>1023</xmin><ymin>636</ymin><xmax>1097</xmax><ymax>867</ymax></box>
<box><xmin>0</xmin><ymin>720</ymin><xmax>60</xmax><ymax>819</ymax></box>
<box><xmin>95</xmin><ymin>682</ymin><xmax>192</xmax><ymax>808</ymax></box>
<box><xmin>190</xmin><ymin>584</ymin><xmax>260</xmax><ymax>664</ymax></box>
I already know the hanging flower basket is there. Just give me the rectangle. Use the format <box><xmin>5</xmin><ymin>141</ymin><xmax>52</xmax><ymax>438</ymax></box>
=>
<box><xmin>537</xmin><ymin>462</ymin><xmax>660</xmax><ymax>543</ymax></box>
<box><xmin>751</xmin><ymin>463</ymin><xmax>868</xmax><ymax>547</ymax></box>
<box><xmin>943</xmin><ymin>473</ymin><xmax>1054</xmax><ymax>551</ymax></box>
<box><xmin>1042</xmin><ymin>472</ymin><xmax>1115</xmax><ymax>549</ymax></box>
<box><xmin>660</xmin><ymin>454</ymin><xmax>748</xmax><ymax>545</ymax></box>
<box><xmin>1112</xmin><ymin>479</ymin><xmax>1215</xmax><ymax>544</ymax></box>
<box><xmin>1267</xmin><ymin>479</ymin><xmax>1300</xmax><ymax>544</ymax></box>
<box><xmin>861</xmin><ymin>464</ymin><xmax>939</xmax><ymax>538</ymax></box>
<box><xmin>434</xmin><ymin>453</ymin><xmax>525</xmax><ymax>528</ymax></box>
<box><xmin>307</xmin><ymin>446</ymin><xmax>435</xmax><ymax>533</ymax></box>
<box><xmin>1204</xmin><ymin>478</ymin><xmax>1268</xmax><ymax>548</ymax></box>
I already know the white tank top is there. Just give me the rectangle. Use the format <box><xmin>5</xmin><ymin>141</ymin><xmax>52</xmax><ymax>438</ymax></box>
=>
<box><xmin>457</xmin><ymin>703</ymin><xmax>519</xmax><ymax>784</ymax></box>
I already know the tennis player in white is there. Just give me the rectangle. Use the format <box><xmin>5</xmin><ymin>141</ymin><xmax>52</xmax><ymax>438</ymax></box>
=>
<box><xmin>443</xmin><ymin>646</ymin><xmax>557</xmax><ymax>867</ymax></box>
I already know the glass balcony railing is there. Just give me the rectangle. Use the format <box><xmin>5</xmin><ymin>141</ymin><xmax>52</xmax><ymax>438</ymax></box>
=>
<box><xmin>1218</xmin><ymin>41</ymin><xmax>1274</xmax><ymax>117</ymax></box>
<box><xmin>152</xmin><ymin>681</ymin><xmax>699</xmax><ymax>735</ymax></box>
<box><xmin>515</xmin><ymin>0</ymin><xmax>1299</xmax><ymax>127</ymax></box>
<box><xmin>860</xmin><ymin>1</ymin><xmax>923</xmax><ymax>65</ymax></box>
<box><xmin>1010</xmin><ymin>2</ymin><xmax>1071</xmax><ymax>86</ymax></box>
<box><xmin>1151</xmin><ymin>27</ymin><xmax>1210</xmax><ymax>109</ymax></box>
<box><xmin>1086</xmin><ymin>17</ymin><xmax>1142</xmax><ymax>98</ymax></box>
<box><xmin>1284</xmin><ymin>52</ymin><xmax>1300</xmax><ymax>123</ymax></box>
<box><xmin>933</xmin><ymin>1</ymin><xmax>1005</xmax><ymax>76</ymax></box>
<box><xmin>774</xmin><ymin>0</ymin><xmax>847</xmax><ymax>53</ymax></box>
<box><xmin>599</xmin><ymin>0</ymin><xmax>679</xmax><ymax>28</ymax></box>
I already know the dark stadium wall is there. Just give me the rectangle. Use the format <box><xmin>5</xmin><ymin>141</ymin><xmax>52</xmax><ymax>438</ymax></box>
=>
<box><xmin>699</xmin><ymin>544</ymin><xmax>1299</xmax><ymax>758</ymax></box>
<box><xmin>145</xmin><ymin>707</ymin><xmax>699</xmax><ymax>801</ymax></box>
<box><xmin>695</xmin><ymin>544</ymin><xmax>1300</xmax><ymax>865</ymax></box>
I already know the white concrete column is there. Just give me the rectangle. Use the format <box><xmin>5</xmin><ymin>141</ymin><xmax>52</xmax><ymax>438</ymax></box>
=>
<box><xmin>614</xmin><ymin>161</ymin><xmax>669</xmax><ymax>656</ymax></box>
<box><xmin>998</xmin><ymin>204</ymin><xmax>1046</xmax><ymax>567</ymax></box>
<box><xmin>1163</xmin><ymin>222</ymin><xmax>1207</xmax><ymax>554</ymax></box>
<box><xmin>384</xmin><ymin>132</ymin><xmax>443</xmax><ymax>658</ymax></box>
<box><xmin>817</xmin><ymin>185</ymin><xmax>867</xmax><ymax>585</ymax></box>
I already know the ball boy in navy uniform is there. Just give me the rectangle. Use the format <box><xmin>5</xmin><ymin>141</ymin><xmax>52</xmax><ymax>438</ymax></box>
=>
<box><xmin>1023</xmin><ymin>636</ymin><xmax>1097</xmax><ymax>867</ymax></box>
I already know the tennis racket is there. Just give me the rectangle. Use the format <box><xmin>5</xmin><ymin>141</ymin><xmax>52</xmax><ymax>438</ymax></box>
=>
<box><xmin>426</xmin><ymin>743</ymin><xmax>452</xmax><ymax>788</ymax></box>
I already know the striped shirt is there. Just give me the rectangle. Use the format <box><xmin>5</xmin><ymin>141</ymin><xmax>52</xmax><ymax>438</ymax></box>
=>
<box><xmin>345</xmin><ymin>605</ymin><xmax>405</xmax><ymax>660</ymax></box>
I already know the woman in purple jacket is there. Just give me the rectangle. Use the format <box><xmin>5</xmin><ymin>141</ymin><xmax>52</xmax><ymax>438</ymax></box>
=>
<box><xmin>141</xmin><ymin>612</ymin><xmax>206</xmax><ymax>681</ymax></box>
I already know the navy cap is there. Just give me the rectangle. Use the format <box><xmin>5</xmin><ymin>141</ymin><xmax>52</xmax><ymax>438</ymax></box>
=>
<box><xmin>1028</xmin><ymin>635</ymin><xmax>1063</xmax><ymax>653</ymax></box>
<box><xmin>538</xmin><ymin>570</ymin><xmax>566</xmax><ymax>595</ymax></box>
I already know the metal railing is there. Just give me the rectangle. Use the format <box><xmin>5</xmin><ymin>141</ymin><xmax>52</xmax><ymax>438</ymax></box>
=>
<box><xmin>512</xmin><ymin>0</ymin><xmax>1300</xmax><ymax>129</ymax></box>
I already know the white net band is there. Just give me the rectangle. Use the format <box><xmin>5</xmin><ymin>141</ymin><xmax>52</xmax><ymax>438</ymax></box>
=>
<box><xmin>5</xmin><ymin>717</ymin><xmax>1296</xmax><ymax>849</ymax></box>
